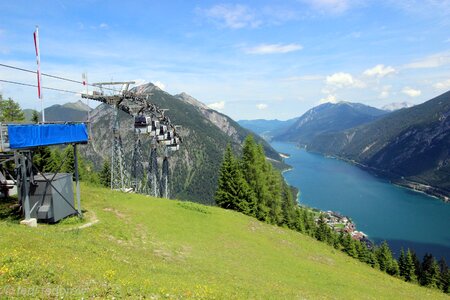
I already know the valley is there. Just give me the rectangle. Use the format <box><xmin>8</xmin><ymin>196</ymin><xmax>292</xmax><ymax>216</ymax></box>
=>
<box><xmin>271</xmin><ymin>142</ymin><xmax>450</xmax><ymax>263</ymax></box>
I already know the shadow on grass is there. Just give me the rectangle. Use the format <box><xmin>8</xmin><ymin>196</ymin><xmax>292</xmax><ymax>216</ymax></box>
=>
<box><xmin>0</xmin><ymin>196</ymin><xmax>22</xmax><ymax>222</ymax></box>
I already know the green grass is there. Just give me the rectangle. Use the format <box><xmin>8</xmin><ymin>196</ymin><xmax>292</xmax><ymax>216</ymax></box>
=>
<box><xmin>0</xmin><ymin>185</ymin><xmax>447</xmax><ymax>299</ymax></box>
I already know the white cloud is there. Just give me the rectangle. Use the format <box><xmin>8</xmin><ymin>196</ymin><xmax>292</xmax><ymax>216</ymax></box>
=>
<box><xmin>404</xmin><ymin>52</ymin><xmax>450</xmax><ymax>69</ymax></box>
<box><xmin>245</xmin><ymin>43</ymin><xmax>303</xmax><ymax>54</ymax></box>
<box><xmin>99</xmin><ymin>23</ymin><xmax>109</xmax><ymax>29</ymax></box>
<box><xmin>200</xmin><ymin>4</ymin><xmax>260</xmax><ymax>29</ymax></box>
<box><xmin>153</xmin><ymin>81</ymin><xmax>166</xmax><ymax>90</ymax></box>
<box><xmin>325</xmin><ymin>72</ymin><xmax>365</xmax><ymax>88</ymax></box>
<box><xmin>379</xmin><ymin>85</ymin><xmax>392</xmax><ymax>99</ymax></box>
<box><xmin>208</xmin><ymin>101</ymin><xmax>225</xmax><ymax>110</ymax></box>
<box><xmin>433</xmin><ymin>79</ymin><xmax>450</xmax><ymax>90</ymax></box>
<box><xmin>326</xmin><ymin>72</ymin><xmax>353</xmax><ymax>87</ymax></box>
<box><xmin>319</xmin><ymin>94</ymin><xmax>338</xmax><ymax>104</ymax></box>
<box><xmin>256</xmin><ymin>103</ymin><xmax>268</xmax><ymax>110</ymax></box>
<box><xmin>402</xmin><ymin>87</ymin><xmax>421</xmax><ymax>97</ymax></box>
<box><xmin>363</xmin><ymin>64</ymin><xmax>396</xmax><ymax>78</ymax></box>
<box><xmin>302</xmin><ymin>0</ymin><xmax>358</xmax><ymax>14</ymax></box>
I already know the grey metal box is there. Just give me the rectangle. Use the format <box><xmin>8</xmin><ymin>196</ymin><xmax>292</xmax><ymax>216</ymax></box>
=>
<box><xmin>29</xmin><ymin>173</ymin><xmax>76</xmax><ymax>223</ymax></box>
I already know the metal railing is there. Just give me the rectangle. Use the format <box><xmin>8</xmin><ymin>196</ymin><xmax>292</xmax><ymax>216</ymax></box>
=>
<box><xmin>0</xmin><ymin>123</ymin><xmax>10</xmax><ymax>152</ymax></box>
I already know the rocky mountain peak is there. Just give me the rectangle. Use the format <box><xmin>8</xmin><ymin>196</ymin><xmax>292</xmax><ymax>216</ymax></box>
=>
<box><xmin>174</xmin><ymin>92</ymin><xmax>209</xmax><ymax>110</ymax></box>
<box><xmin>62</xmin><ymin>100</ymin><xmax>92</xmax><ymax>112</ymax></box>
<box><xmin>132</xmin><ymin>82</ymin><xmax>162</xmax><ymax>95</ymax></box>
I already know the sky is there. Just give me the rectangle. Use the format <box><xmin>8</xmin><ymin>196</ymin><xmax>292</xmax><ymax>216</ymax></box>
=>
<box><xmin>0</xmin><ymin>0</ymin><xmax>450</xmax><ymax>120</ymax></box>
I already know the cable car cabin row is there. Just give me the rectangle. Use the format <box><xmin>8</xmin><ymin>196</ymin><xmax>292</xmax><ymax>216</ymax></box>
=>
<box><xmin>134</xmin><ymin>116</ymin><xmax>181</xmax><ymax>150</ymax></box>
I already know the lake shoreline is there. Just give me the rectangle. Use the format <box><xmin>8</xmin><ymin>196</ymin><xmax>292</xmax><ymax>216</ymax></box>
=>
<box><xmin>272</xmin><ymin>141</ymin><xmax>450</xmax><ymax>262</ymax></box>
<box><xmin>295</xmin><ymin>146</ymin><xmax>449</xmax><ymax>203</ymax></box>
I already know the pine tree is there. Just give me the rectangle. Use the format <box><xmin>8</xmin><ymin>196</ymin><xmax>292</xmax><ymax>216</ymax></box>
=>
<box><xmin>32</xmin><ymin>146</ymin><xmax>52</xmax><ymax>172</ymax></box>
<box><xmin>0</xmin><ymin>96</ymin><xmax>25</xmax><ymax>122</ymax></box>
<box><xmin>215</xmin><ymin>144</ymin><xmax>252</xmax><ymax>214</ymax></box>
<box><xmin>240</xmin><ymin>136</ymin><xmax>270</xmax><ymax>221</ymax></box>
<box><xmin>100</xmin><ymin>160</ymin><xmax>111</xmax><ymax>187</ymax></box>
<box><xmin>280</xmin><ymin>182</ymin><xmax>297</xmax><ymax>229</ymax></box>
<box><xmin>404</xmin><ymin>249</ymin><xmax>417</xmax><ymax>282</ymax></box>
<box><xmin>61</xmin><ymin>145</ymin><xmax>75</xmax><ymax>174</ymax></box>
<box><xmin>31</xmin><ymin>110</ymin><xmax>39</xmax><ymax>123</ymax></box>
<box><xmin>399</xmin><ymin>248</ymin><xmax>406</xmax><ymax>278</ymax></box>
<box><xmin>376</xmin><ymin>241</ymin><xmax>395</xmax><ymax>274</ymax></box>
<box><xmin>315</xmin><ymin>214</ymin><xmax>329</xmax><ymax>242</ymax></box>
<box><xmin>367</xmin><ymin>249</ymin><xmax>379</xmax><ymax>269</ymax></box>
<box><xmin>45</xmin><ymin>148</ymin><xmax>62</xmax><ymax>173</ymax></box>
<box><xmin>438</xmin><ymin>258</ymin><xmax>449</xmax><ymax>293</ymax></box>
<box><xmin>355</xmin><ymin>240</ymin><xmax>370</xmax><ymax>264</ymax></box>
<box><xmin>342</xmin><ymin>233</ymin><xmax>357</xmax><ymax>258</ymax></box>
<box><xmin>265</xmin><ymin>162</ymin><xmax>283</xmax><ymax>225</ymax></box>
<box><xmin>420</xmin><ymin>254</ymin><xmax>440</xmax><ymax>288</ymax></box>
<box><xmin>294</xmin><ymin>208</ymin><xmax>306</xmax><ymax>233</ymax></box>
<box><xmin>411</xmin><ymin>251</ymin><xmax>422</xmax><ymax>280</ymax></box>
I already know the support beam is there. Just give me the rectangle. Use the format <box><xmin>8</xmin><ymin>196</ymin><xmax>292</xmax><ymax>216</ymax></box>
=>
<box><xmin>74</xmin><ymin>144</ymin><xmax>82</xmax><ymax>217</ymax></box>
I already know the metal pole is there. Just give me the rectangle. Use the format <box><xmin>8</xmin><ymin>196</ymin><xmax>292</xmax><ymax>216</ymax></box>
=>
<box><xmin>20</xmin><ymin>154</ymin><xmax>31</xmax><ymax>220</ymax></box>
<box><xmin>73</xmin><ymin>144</ymin><xmax>82</xmax><ymax>217</ymax></box>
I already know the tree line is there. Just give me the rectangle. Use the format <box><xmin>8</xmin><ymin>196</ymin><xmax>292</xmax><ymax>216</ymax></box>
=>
<box><xmin>215</xmin><ymin>135</ymin><xmax>449</xmax><ymax>294</ymax></box>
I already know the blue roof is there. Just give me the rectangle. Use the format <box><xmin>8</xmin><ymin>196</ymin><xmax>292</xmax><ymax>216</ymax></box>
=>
<box><xmin>8</xmin><ymin>124</ymin><xmax>88</xmax><ymax>149</ymax></box>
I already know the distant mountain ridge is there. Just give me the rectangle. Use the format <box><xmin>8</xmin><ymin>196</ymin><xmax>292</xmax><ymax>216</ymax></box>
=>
<box><xmin>23</xmin><ymin>100</ymin><xmax>92</xmax><ymax>122</ymax></box>
<box><xmin>274</xmin><ymin>93</ymin><xmax>450</xmax><ymax>200</ymax></box>
<box><xmin>238</xmin><ymin>118</ymin><xmax>298</xmax><ymax>141</ymax></box>
<box><xmin>275</xmin><ymin>101</ymin><xmax>388</xmax><ymax>144</ymax></box>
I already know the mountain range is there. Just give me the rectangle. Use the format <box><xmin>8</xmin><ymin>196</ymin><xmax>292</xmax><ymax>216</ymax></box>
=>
<box><xmin>38</xmin><ymin>84</ymin><xmax>284</xmax><ymax>204</ymax></box>
<box><xmin>23</xmin><ymin>100</ymin><xmax>92</xmax><ymax>122</ymax></box>
<box><xmin>275</xmin><ymin>101</ymin><xmax>388</xmax><ymax>145</ymax></box>
<box><xmin>237</xmin><ymin>118</ymin><xmax>298</xmax><ymax>141</ymax></box>
<box><xmin>240</xmin><ymin>93</ymin><xmax>450</xmax><ymax>201</ymax></box>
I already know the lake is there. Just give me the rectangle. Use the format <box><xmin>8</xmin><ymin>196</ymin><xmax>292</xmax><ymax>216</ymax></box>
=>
<box><xmin>271</xmin><ymin>141</ymin><xmax>450</xmax><ymax>262</ymax></box>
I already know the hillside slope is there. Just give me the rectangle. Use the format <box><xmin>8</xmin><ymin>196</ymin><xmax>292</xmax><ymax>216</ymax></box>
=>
<box><xmin>305</xmin><ymin>91</ymin><xmax>450</xmax><ymax>198</ymax></box>
<box><xmin>81</xmin><ymin>83</ymin><xmax>282</xmax><ymax>204</ymax></box>
<box><xmin>275</xmin><ymin>101</ymin><xmax>388</xmax><ymax>143</ymax></box>
<box><xmin>0</xmin><ymin>185</ymin><xmax>446</xmax><ymax>299</ymax></box>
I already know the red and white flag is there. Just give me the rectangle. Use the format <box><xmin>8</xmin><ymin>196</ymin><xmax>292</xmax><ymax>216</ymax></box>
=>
<box><xmin>33</xmin><ymin>26</ymin><xmax>42</xmax><ymax>99</ymax></box>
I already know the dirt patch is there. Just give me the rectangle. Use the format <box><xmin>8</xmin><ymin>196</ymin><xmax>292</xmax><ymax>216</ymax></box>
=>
<box><xmin>103</xmin><ymin>207</ymin><xmax>128</xmax><ymax>220</ymax></box>
<box><xmin>308</xmin><ymin>255</ymin><xmax>335</xmax><ymax>266</ymax></box>
<box><xmin>248</xmin><ymin>220</ymin><xmax>264</xmax><ymax>232</ymax></box>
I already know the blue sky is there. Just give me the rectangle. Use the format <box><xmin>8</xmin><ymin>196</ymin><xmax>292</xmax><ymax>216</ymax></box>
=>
<box><xmin>1</xmin><ymin>0</ymin><xmax>450</xmax><ymax>120</ymax></box>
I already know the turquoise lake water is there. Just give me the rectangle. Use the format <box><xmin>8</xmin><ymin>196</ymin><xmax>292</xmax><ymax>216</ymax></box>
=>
<box><xmin>271</xmin><ymin>142</ymin><xmax>450</xmax><ymax>261</ymax></box>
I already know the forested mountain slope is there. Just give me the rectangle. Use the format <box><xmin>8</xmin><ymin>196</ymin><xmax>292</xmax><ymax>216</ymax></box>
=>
<box><xmin>299</xmin><ymin>91</ymin><xmax>450</xmax><ymax>199</ymax></box>
<box><xmin>81</xmin><ymin>83</ymin><xmax>282</xmax><ymax>204</ymax></box>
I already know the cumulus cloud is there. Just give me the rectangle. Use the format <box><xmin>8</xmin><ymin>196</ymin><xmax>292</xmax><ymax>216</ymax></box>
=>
<box><xmin>245</xmin><ymin>43</ymin><xmax>303</xmax><ymax>54</ymax></box>
<box><xmin>319</xmin><ymin>94</ymin><xmax>338</xmax><ymax>104</ymax></box>
<box><xmin>402</xmin><ymin>87</ymin><xmax>421</xmax><ymax>97</ymax></box>
<box><xmin>256</xmin><ymin>103</ymin><xmax>268</xmax><ymax>110</ymax></box>
<box><xmin>208</xmin><ymin>101</ymin><xmax>225</xmax><ymax>110</ymax></box>
<box><xmin>404</xmin><ymin>52</ymin><xmax>450</xmax><ymax>69</ymax></box>
<box><xmin>433</xmin><ymin>79</ymin><xmax>450</xmax><ymax>90</ymax></box>
<box><xmin>325</xmin><ymin>72</ymin><xmax>365</xmax><ymax>88</ymax></box>
<box><xmin>326</xmin><ymin>72</ymin><xmax>353</xmax><ymax>86</ymax></box>
<box><xmin>200</xmin><ymin>4</ymin><xmax>260</xmax><ymax>29</ymax></box>
<box><xmin>363</xmin><ymin>64</ymin><xmax>396</xmax><ymax>78</ymax></box>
